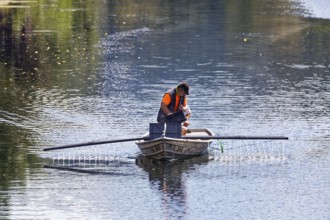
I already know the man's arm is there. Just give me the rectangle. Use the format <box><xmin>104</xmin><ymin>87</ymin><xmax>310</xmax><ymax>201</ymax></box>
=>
<box><xmin>161</xmin><ymin>102</ymin><xmax>172</xmax><ymax>115</ymax></box>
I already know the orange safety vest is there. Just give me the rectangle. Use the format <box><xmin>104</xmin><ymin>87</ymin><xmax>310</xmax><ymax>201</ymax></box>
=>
<box><xmin>157</xmin><ymin>88</ymin><xmax>187</xmax><ymax>123</ymax></box>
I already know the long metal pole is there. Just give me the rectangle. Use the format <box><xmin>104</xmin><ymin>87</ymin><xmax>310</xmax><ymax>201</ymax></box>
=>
<box><xmin>182</xmin><ymin>136</ymin><xmax>289</xmax><ymax>140</ymax></box>
<box><xmin>43</xmin><ymin>137</ymin><xmax>145</xmax><ymax>151</ymax></box>
<box><xmin>43</xmin><ymin>135</ymin><xmax>288</xmax><ymax>151</ymax></box>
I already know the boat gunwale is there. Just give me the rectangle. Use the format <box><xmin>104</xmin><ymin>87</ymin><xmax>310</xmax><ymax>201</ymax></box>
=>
<box><xmin>135</xmin><ymin>128</ymin><xmax>215</xmax><ymax>144</ymax></box>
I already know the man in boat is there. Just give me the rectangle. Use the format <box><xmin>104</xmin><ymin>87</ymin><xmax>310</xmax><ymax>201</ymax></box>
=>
<box><xmin>157</xmin><ymin>82</ymin><xmax>190</xmax><ymax>135</ymax></box>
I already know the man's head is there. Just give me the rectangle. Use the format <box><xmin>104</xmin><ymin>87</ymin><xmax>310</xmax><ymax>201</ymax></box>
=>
<box><xmin>177</xmin><ymin>82</ymin><xmax>189</xmax><ymax>96</ymax></box>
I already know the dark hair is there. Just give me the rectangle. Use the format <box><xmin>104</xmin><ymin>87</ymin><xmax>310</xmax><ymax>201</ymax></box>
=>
<box><xmin>178</xmin><ymin>82</ymin><xmax>189</xmax><ymax>95</ymax></box>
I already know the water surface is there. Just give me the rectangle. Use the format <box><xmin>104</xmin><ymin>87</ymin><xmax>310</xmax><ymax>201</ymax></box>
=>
<box><xmin>0</xmin><ymin>0</ymin><xmax>329</xmax><ymax>219</ymax></box>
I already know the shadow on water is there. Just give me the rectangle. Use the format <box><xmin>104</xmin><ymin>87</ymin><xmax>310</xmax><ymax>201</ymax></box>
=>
<box><xmin>135</xmin><ymin>154</ymin><xmax>209</xmax><ymax>218</ymax></box>
<box><xmin>42</xmin><ymin>155</ymin><xmax>136</xmax><ymax>176</ymax></box>
<box><xmin>43</xmin><ymin>153</ymin><xmax>211</xmax><ymax>218</ymax></box>
<box><xmin>42</xmin><ymin>152</ymin><xmax>210</xmax><ymax>177</ymax></box>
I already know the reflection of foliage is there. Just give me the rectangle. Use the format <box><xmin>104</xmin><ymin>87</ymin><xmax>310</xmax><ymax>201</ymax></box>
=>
<box><xmin>0</xmin><ymin>0</ymin><xmax>102</xmax><ymax>89</ymax></box>
<box><xmin>0</xmin><ymin>0</ymin><xmax>104</xmax><ymax>210</ymax></box>
<box><xmin>0</xmin><ymin>125</ymin><xmax>42</xmax><ymax>213</ymax></box>
<box><xmin>0</xmin><ymin>125</ymin><xmax>27</xmax><ymax>193</ymax></box>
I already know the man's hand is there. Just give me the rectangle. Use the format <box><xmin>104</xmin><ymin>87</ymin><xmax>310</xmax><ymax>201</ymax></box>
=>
<box><xmin>183</xmin><ymin>121</ymin><xmax>190</xmax><ymax>127</ymax></box>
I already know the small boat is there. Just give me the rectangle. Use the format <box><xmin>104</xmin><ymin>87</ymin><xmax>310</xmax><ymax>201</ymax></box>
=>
<box><xmin>135</xmin><ymin>128</ymin><xmax>215</xmax><ymax>160</ymax></box>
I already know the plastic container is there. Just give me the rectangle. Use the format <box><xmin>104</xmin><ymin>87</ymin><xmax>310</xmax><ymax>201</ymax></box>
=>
<box><xmin>165</xmin><ymin>122</ymin><xmax>182</xmax><ymax>138</ymax></box>
<box><xmin>165</xmin><ymin>110</ymin><xmax>187</xmax><ymax>123</ymax></box>
<box><xmin>149</xmin><ymin>123</ymin><xmax>164</xmax><ymax>139</ymax></box>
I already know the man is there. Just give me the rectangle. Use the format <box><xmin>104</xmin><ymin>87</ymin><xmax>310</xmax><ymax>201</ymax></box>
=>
<box><xmin>157</xmin><ymin>82</ymin><xmax>190</xmax><ymax>134</ymax></box>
